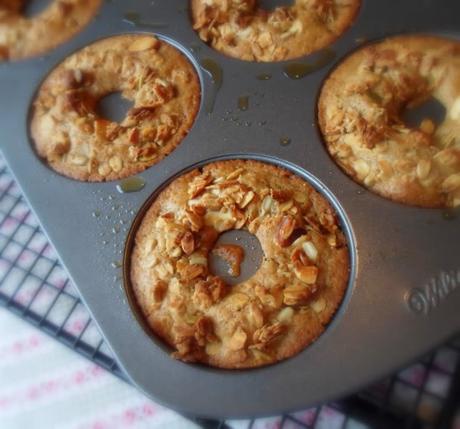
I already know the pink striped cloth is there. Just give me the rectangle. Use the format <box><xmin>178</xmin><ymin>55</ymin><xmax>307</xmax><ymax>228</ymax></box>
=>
<box><xmin>0</xmin><ymin>308</ymin><xmax>197</xmax><ymax>429</ymax></box>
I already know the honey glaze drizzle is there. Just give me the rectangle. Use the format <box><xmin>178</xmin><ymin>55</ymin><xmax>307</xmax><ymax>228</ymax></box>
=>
<box><xmin>117</xmin><ymin>177</ymin><xmax>146</xmax><ymax>193</ymax></box>
<box><xmin>201</xmin><ymin>58</ymin><xmax>223</xmax><ymax>114</ymax></box>
<box><xmin>283</xmin><ymin>49</ymin><xmax>336</xmax><ymax>79</ymax></box>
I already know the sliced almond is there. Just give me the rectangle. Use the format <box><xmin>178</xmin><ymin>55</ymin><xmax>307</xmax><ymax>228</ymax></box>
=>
<box><xmin>98</xmin><ymin>163</ymin><xmax>111</xmax><ymax>177</ymax></box>
<box><xmin>70</xmin><ymin>154</ymin><xmax>88</xmax><ymax>166</ymax></box>
<box><xmin>189</xmin><ymin>252</ymin><xmax>207</xmax><ymax>266</ymax></box>
<box><xmin>434</xmin><ymin>149</ymin><xmax>458</xmax><ymax>167</ymax></box>
<box><xmin>239</xmin><ymin>190</ymin><xmax>255</xmax><ymax>209</ymax></box>
<box><xmin>416</xmin><ymin>159</ymin><xmax>431</xmax><ymax>180</ymax></box>
<box><xmin>450</xmin><ymin>97</ymin><xmax>460</xmax><ymax>120</ymax></box>
<box><xmin>129</xmin><ymin>37</ymin><xmax>158</xmax><ymax>52</ymax></box>
<box><xmin>277</xmin><ymin>307</ymin><xmax>294</xmax><ymax>324</ymax></box>
<box><xmin>441</xmin><ymin>173</ymin><xmax>460</xmax><ymax>193</ymax></box>
<box><xmin>419</xmin><ymin>118</ymin><xmax>435</xmax><ymax>135</ymax></box>
<box><xmin>275</xmin><ymin>215</ymin><xmax>296</xmax><ymax>247</ymax></box>
<box><xmin>212</xmin><ymin>244</ymin><xmax>244</xmax><ymax>277</ymax></box>
<box><xmin>225</xmin><ymin>292</ymin><xmax>249</xmax><ymax>310</ymax></box>
<box><xmin>283</xmin><ymin>285</ymin><xmax>313</xmax><ymax>306</ymax></box>
<box><xmin>260</xmin><ymin>195</ymin><xmax>274</xmax><ymax>215</ymax></box>
<box><xmin>109</xmin><ymin>156</ymin><xmax>123</xmax><ymax>173</ymax></box>
<box><xmin>294</xmin><ymin>265</ymin><xmax>318</xmax><ymax>284</ymax></box>
<box><xmin>229</xmin><ymin>327</ymin><xmax>247</xmax><ymax>351</ymax></box>
<box><xmin>311</xmin><ymin>297</ymin><xmax>326</xmax><ymax>313</ymax></box>
<box><xmin>353</xmin><ymin>159</ymin><xmax>370</xmax><ymax>179</ymax></box>
<box><xmin>302</xmin><ymin>241</ymin><xmax>318</xmax><ymax>262</ymax></box>
<box><xmin>226</xmin><ymin>167</ymin><xmax>244</xmax><ymax>181</ymax></box>
<box><xmin>181</xmin><ymin>232</ymin><xmax>195</xmax><ymax>255</ymax></box>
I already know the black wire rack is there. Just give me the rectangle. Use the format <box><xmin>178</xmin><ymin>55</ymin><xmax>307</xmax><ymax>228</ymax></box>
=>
<box><xmin>0</xmin><ymin>154</ymin><xmax>459</xmax><ymax>429</ymax></box>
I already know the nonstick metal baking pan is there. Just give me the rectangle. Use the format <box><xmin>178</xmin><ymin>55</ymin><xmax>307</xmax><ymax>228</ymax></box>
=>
<box><xmin>0</xmin><ymin>0</ymin><xmax>459</xmax><ymax>419</ymax></box>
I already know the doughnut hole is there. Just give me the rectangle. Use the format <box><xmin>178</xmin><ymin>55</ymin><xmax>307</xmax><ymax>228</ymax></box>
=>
<box><xmin>259</xmin><ymin>0</ymin><xmax>294</xmax><ymax>10</ymax></box>
<box><xmin>209</xmin><ymin>229</ymin><xmax>263</xmax><ymax>286</ymax></box>
<box><xmin>403</xmin><ymin>97</ymin><xmax>446</xmax><ymax>131</ymax></box>
<box><xmin>24</xmin><ymin>0</ymin><xmax>53</xmax><ymax>18</ymax></box>
<box><xmin>97</xmin><ymin>92</ymin><xmax>134</xmax><ymax>124</ymax></box>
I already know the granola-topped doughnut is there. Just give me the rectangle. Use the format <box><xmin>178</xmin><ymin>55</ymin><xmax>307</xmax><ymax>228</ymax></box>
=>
<box><xmin>319</xmin><ymin>35</ymin><xmax>460</xmax><ymax>208</ymax></box>
<box><xmin>190</xmin><ymin>0</ymin><xmax>360</xmax><ymax>62</ymax></box>
<box><xmin>131</xmin><ymin>160</ymin><xmax>350</xmax><ymax>368</ymax></box>
<box><xmin>0</xmin><ymin>0</ymin><xmax>101</xmax><ymax>61</ymax></box>
<box><xmin>31</xmin><ymin>35</ymin><xmax>200</xmax><ymax>182</ymax></box>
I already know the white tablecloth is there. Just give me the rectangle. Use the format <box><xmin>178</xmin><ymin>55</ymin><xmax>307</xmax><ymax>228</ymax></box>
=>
<box><xmin>0</xmin><ymin>308</ymin><xmax>198</xmax><ymax>429</ymax></box>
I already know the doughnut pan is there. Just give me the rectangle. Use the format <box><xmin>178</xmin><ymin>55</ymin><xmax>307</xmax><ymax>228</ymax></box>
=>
<box><xmin>0</xmin><ymin>0</ymin><xmax>459</xmax><ymax>419</ymax></box>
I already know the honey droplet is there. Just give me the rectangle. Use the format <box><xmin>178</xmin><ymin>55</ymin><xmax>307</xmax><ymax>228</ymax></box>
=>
<box><xmin>111</xmin><ymin>260</ymin><xmax>122</xmax><ymax>269</ymax></box>
<box><xmin>117</xmin><ymin>177</ymin><xmax>146</xmax><ymax>193</ymax></box>
<box><xmin>256</xmin><ymin>73</ymin><xmax>272</xmax><ymax>80</ymax></box>
<box><xmin>238</xmin><ymin>95</ymin><xmax>249</xmax><ymax>111</ymax></box>
<box><xmin>190</xmin><ymin>43</ymin><xmax>202</xmax><ymax>53</ymax></box>
<box><xmin>355</xmin><ymin>36</ymin><xmax>368</xmax><ymax>45</ymax></box>
<box><xmin>201</xmin><ymin>58</ymin><xmax>223</xmax><ymax>114</ymax></box>
<box><xmin>442</xmin><ymin>208</ymin><xmax>459</xmax><ymax>221</ymax></box>
<box><xmin>280</xmin><ymin>137</ymin><xmax>291</xmax><ymax>146</ymax></box>
<box><xmin>283</xmin><ymin>49</ymin><xmax>336</xmax><ymax>79</ymax></box>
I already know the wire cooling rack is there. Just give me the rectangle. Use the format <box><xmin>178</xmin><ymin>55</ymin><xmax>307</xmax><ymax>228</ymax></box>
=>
<box><xmin>0</xmin><ymin>153</ymin><xmax>459</xmax><ymax>429</ymax></box>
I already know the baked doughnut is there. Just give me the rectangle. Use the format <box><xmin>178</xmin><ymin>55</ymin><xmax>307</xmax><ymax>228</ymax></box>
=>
<box><xmin>130</xmin><ymin>160</ymin><xmax>349</xmax><ymax>368</ymax></box>
<box><xmin>0</xmin><ymin>0</ymin><xmax>101</xmax><ymax>61</ymax></box>
<box><xmin>31</xmin><ymin>34</ymin><xmax>200</xmax><ymax>182</ymax></box>
<box><xmin>190</xmin><ymin>0</ymin><xmax>360</xmax><ymax>62</ymax></box>
<box><xmin>318</xmin><ymin>35</ymin><xmax>460</xmax><ymax>208</ymax></box>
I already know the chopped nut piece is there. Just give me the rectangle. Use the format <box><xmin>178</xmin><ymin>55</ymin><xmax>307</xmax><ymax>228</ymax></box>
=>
<box><xmin>229</xmin><ymin>327</ymin><xmax>247</xmax><ymax>351</ymax></box>
<box><xmin>283</xmin><ymin>284</ymin><xmax>315</xmax><ymax>305</ymax></box>
<box><xmin>275</xmin><ymin>215</ymin><xmax>296</xmax><ymax>247</ymax></box>
<box><xmin>226</xmin><ymin>167</ymin><xmax>244</xmax><ymax>180</ymax></box>
<box><xmin>225</xmin><ymin>292</ymin><xmax>249</xmax><ymax>310</ymax></box>
<box><xmin>416</xmin><ymin>159</ymin><xmax>431</xmax><ymax>180</ymax></box>
<box><xmin>152</xmin><ymin>281</ymin><xmax>167</xmax><ymax>303</ymax></box>
<box><xmin>294</xmin><ymin>264</ymin><xmax>318</xmax><ymax>284</ymax></box>
<box><xmin>311</xmin><ymin>297</ymin><xmax>326</xmax><ymax>313</ymax></box>
<box><xmin>277</xmin><ymin>307</ymin><xmax>294</xmax><ymax>323</ymax></box>
<box><xmin>193</xmin><ymin>275</ymin><xmax>228</xmax><ymax>308</ymax></box>
<box><xmin>189</xmin><ymin>173</ymin><xmax>213</xmax><ymax>198</ymax></box>
<box><xmin>419</xmin><ymin>118</ymin><xmax>435</xmax><ymax>134</ymax></box>
<box><xmin>239</xmin><ymin>190</ymin><xmax>255</xmax><ymax>209</ymax></box>
<box><xmin>442</xmin><ymin>174</ymin><xmax>460</xmax><ymax>192</ymax></box>
<box><xmin>353</xmin><ymin>159</ymin><xmax>370</xmax><ymax>179</ymax></box>
<box><xmin>212</xmin><ymin>244</ymin><xmax>244</xmax><ymax>277</ymax></box>
<box><xmin>180</xmin><ymin>231</ymin><xmax>196</xmax><ymax>255</ymax></box>
<box><xmin>195</xmin><ymin>316</ymin><xmax>216</xmax><ymax>346</ymax></box>
<box><xmin>189</xmin><ymin>252</ymin><xmax>208</xmax><ymax>266</ymax></box>
<box><xmin>177</xmin><ymin>260</ymin><xmax>206</xmax><ymax>281</ymax></box>
<box><xmin>70</xmin><ymin>154</ymin><xmax>88</xmax><ymax>166</ymax></box>
<box><xmin>129</xmin><ymin>36</ymin><xmax>159</xmax><ymax>52</ymax></box>
<box><xmin>109</xmin><ymin>156</ymin><xmax>123</xmax><ymax>173</ymax></box>
<box><xmin>302</xmin><ymin>241</ymin><xmax>318</xmax><ymax>261</ymax></box>
<box><xmin>98</xmin><ymin>163</ymin><xmax>111</xmax><ymax>177</ymax></box>
<box><xmin>185</xmin><ymin>209</ymin><xmax>204</xmax><ymax>232</ymax></box>
<box><xmin>128</xmin><ymin>128</ymin><xmax>139</xmax><ymax>144</ymax></box>
<box><xmin>94</xmin><ymin>118</ymin><xmax>110</xmax><ymax>139</ymax></box>
<box><xmin>253</xmin><ymin>322</ymin><xmax>285</xmax><ymax>350</ymax></box>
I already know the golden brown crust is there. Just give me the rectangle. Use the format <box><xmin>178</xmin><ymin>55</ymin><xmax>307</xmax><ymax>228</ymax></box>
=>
<box><xmin>130</xmin><ymin>160</ymin><xmax>350</xmax><ymax>369</ymax></box>
<box><xmin>0</xmin><ymin>0</ymin><xmax>101</xmax><ymax>61</ymax></box>
<box><xmin>190</xmin><ymin>0</ymin><xmax>360</xmax><ymax>62</ymax></box>
<box><xmin>30</xmin><ymin>34</ymin><xmax>201</xmax><ymax>182</ymax></box>
<box><xmin>318</xmin><ymin>35</ymin><xmax>460</xmax><ymax>208</ymax></box>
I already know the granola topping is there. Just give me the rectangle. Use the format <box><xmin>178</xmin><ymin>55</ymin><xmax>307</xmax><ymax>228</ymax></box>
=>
<box><xmin>131</xmin><ymin>160</ymin><xmax>350</xmax><ymax>368</ymax></box>
<box><xmin>190</xmin><ymin>0</ymin><xmax>361</xmax><ymax>62</ymax></box>
<box><xmin>31</xmin><ymin>34</ymin><xmax>200</xmax><ymax>181</ymax></box>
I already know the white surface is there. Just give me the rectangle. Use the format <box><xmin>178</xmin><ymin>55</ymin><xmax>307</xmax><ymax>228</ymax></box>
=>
<box><xmin>0</xmin><ymin>308</ymin><xmax>198</xmax><ymax>429</ymax></box>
